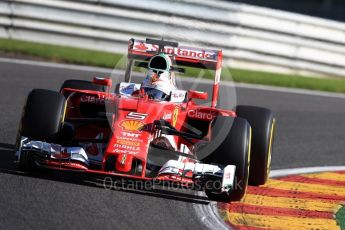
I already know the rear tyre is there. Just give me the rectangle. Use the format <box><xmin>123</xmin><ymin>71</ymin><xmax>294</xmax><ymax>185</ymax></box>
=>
<box><xmin>60</xmin><ymin>80</ymin><xmax>105</xmax><ymax>92</ymax></box>
<box><xmin>17</xmin><ymin>89</ymin><xmax>66</xmax><ymax>170</ymax></box>
<box><xmin>235</xmin><ymin>106</ymin><xmax>276</xmax><ymax>186</ymax></box>
<box><xmin>200</xmin><ymin>116</ymin><xmax>251</xmax><ymax>202</ymax></box>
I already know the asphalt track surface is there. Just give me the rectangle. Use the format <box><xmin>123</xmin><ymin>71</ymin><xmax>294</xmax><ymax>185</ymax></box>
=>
<box><xmin>0</xmin><ymin>59</ymin><xmax>344</xmax><ymax>230</ymax></box>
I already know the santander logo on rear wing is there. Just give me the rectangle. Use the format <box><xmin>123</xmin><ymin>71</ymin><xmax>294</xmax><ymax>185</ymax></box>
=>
<box><xmin>129</xmin><ymin>39</ymin><xmax>222</xmax><ymax>70</ymax></box>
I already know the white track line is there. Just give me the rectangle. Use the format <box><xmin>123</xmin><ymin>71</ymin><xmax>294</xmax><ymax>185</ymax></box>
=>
<box><xmin>233</xmin><ymin>82</ymin><xmax>345</xmax><ymax>99</ymax></box>
<box><xmin>194</xmin><ymin>202</ymin><xmax>230</xmax><ymax>230</ymax></box>
<box><xmin>1</xmin><ymin>57</ymin><xmax>345</xmax><ymax>99</ymax></box>
<box><xmin>270</xmin><ymin>166</ymin><xmax>345</xmax><ymax>178</ymax></box>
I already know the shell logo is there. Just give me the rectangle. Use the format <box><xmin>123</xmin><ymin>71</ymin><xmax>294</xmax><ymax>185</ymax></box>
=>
<box><xmin>119</xmin><ymin>120</ymin><xmax>145</xmax><ymax>132</ymax></box>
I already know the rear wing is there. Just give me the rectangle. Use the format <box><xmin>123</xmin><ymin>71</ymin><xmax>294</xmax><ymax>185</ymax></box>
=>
<box><xmin>126</xmin><ymin>38</ymin><xmax>222</xmax><ymax>70</ymax></box>
<box><xmin>125</xmin><ymin>38</ymin><xmax>222</xmax><ymax>107</ymax></box>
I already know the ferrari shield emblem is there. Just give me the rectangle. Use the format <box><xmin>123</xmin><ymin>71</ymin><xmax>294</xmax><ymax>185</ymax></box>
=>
<box><xmin>172</xmin><ymin>107</ymin><xmax>179</xmax><ymax>127</ymax></box>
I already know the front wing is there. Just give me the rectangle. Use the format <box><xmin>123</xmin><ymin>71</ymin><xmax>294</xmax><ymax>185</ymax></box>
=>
<box><xmin>15</xmin><ymin>138</ymin><xmax>236</xmax><ymax>194</ymax></box>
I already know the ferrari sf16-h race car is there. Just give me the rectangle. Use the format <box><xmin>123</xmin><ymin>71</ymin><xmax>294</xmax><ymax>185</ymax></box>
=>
<box><xmin>15</xmin><ymin>38</ymin><xmax>276</xmax><ymax>202</ymax></box>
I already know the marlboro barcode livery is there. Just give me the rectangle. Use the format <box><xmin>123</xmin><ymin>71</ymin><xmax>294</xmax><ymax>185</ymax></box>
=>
<box><xmin>15</xmin><ymin>38</ymin><xmax>276</xmax><ymax>202</ymax></box>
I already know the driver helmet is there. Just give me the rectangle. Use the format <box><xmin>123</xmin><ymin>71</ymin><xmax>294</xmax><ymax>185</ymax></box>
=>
<box><xmin>141</xmin><ymin>54</ymin><xmax>176</xmax><ymax>101</ymax></box>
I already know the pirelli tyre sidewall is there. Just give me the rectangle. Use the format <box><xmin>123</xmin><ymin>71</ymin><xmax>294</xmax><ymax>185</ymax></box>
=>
<box><xmin>203</xmin><ymin>116</ymin><xmax>251</xmax><ymax>202</ymax></box>
<box><xmin>235</xmin><ymin>105</ymin><xmax>276</xmax><ymax>186</ymax></box>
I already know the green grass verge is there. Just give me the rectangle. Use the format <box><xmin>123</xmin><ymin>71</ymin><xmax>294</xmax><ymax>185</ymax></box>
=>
<box><xmin>336</xmin><ymin>205</ymin><xmax>345</xmax><ymax>230</ymax></box>
<box><xmin>1</xmin><ymin>38</ymin><xmax>345</xmax><ymax>94</ymax></box>
<box><xmin>0</xmin><ymin>39</ymin><xmax>125</xmax><ymax>68</ymax></box>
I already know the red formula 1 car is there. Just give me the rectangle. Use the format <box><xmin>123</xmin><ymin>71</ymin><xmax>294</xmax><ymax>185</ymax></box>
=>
<box><xmin>15</xmin><ymin>38</ymin><xmax>276</xmax><ymax>202</ymax></box>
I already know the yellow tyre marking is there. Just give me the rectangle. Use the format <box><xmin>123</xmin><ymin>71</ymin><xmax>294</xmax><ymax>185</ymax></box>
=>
<box><xmin>266</xmin><ymin>118</ymin><xmax>275</xmax><ymax>177</ymax></box>
<box><xmin>243</xmin><ymin>127</ymin><xmax>252</xmax><ymax>198</ymax></box>
<box><xmin>227</xmin><ymin>212</ymin><xmax>339</xmax><ymax>230</ymax></box>
<box><xmin>61</xmin><ymin>101</ymin><xmax>67</xmax><ymax>123</ymax></box>
<box><xmin>264</xmin><ymin>179</ymin><xmax>345</xmax><ymax>196</ymax></box>
<box><xmin>304</xmin><ymin>172</ymin><xmax>345</xmax><ymax>182</ymax></box>
<box><xmin>248</xmin><ymin>127</ymin><xmax>252</xmax><ymax>167</ymax></box>
<box><xmin>241</xmin><ymin>193</ymin><xmax>341</xmax><ymax>212</ymax></box>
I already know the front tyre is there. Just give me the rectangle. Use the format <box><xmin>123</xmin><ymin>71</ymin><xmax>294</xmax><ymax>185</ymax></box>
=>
<box><xmin>200</xmin><ymin>116</ymin><xmax>251</xmax><ymax>202</ymax></box>
<box><xmin>16</xmin><ymin>89</ymin><xmax>66</xmax><ymax>170</ymax></box>
<box><xmin>236</xmin><ymin>105</ymin><xmax>276</xmax><ymax>186</ymax></box>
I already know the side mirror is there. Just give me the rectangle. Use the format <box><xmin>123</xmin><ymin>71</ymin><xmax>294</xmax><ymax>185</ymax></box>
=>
<box><xmin>188</xmin><ymin>90</ymin><xmax>208</xmax><ymax>100</ymax></box>
<box><xmin>93</xmin><ymin>77</ymin><xmax>112</xmax><ymax>87</ymax></box>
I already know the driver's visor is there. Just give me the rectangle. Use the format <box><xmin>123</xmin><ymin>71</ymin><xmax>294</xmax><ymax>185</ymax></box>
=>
<box><xmin>148</xmin><ymin>56</ymin><xmax>170</xmax><ymax>73</ymax></box>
